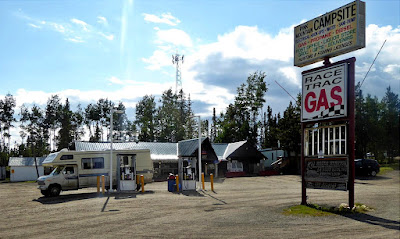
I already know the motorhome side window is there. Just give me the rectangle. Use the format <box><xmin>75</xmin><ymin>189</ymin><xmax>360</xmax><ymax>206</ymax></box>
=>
<box><xmin>92</xmin><ymin>157</ymin><xmax>104</xmax><ymax>169</ymax></box>
<box><xmin>82</xmin><ymin>158</ymin><xmax>91</xmax><ymax>169</ymax></box>
<box><xmin>60</xmin><ymin>155</ymin><xmax>73</xmax><ymax>160</ymax></box>
<box><xmin>82</xmin><ymin>157</ymin><xmax>104</xmax><ymax>169</ymax></box>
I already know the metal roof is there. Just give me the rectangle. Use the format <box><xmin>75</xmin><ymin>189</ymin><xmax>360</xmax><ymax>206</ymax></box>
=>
<box><xmin>223</xmin><ymin>141</ymin><xmax>247</xmax><ymax>159</ymax></box>
<box><xmin>75</xmin><ymin>141</ymin><xmax>178</xmax><ymax>162</ymax></box>
<box><xmin>211</xmin><ymin>143</ymin><xmax>229</xmax><ymax>160</ymax></box>
<box><xmin>9</xmin><ymin>157</ymin><xmax>46</xmax><ymax>167</ymax></box>
<box><xmin>178</xmin><ymin>137</ymin><xmax>208</xmax><ymax>157</ymax></box>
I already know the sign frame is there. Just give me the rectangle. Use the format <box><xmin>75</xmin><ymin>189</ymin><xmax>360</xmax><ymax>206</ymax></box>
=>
<box><xmin>301</xmin><ymin>63</ymin><xmax>348</xmax><ymax>122</ymax></box>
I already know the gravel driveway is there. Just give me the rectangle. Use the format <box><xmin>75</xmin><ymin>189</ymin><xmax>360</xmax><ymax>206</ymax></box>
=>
<box><xmin>0</xmin><ymin>170</ymin><xmax>398</xmax><ymax>238</ymax></box>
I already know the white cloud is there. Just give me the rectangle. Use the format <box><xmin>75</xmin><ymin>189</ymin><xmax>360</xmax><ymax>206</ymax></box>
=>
<box><xmin>49</xmin><ymin>22</ymin><xmax>67</xmax><ymax>33</ymax></box>
<box><xmin>97</xmin><ymin>16</ymin><xmax>108</xmax><ymax>26</ymax></box>
<box><xmin>108</xmin><ymin>76</ymin><xmax>124</xmax><ymax>85</ymax></box>
<box><xmin>143</xmin><ymin>13</ymin><xmax>181</xmax><ymax>26</ymax></box>
<box><xmin>142</xmin><ymin>50</ymin><xmax>173</xmax><ymax>70</ymax></box>
<box><xmin>383</xmin><ymin>64</ymin><xmax>400</xmax><ymax>79</ymax></box>
<box><xmin>28</xmin><ymin>23</ymin><xmax>41</xmax><ymax>28</ymax></box>
<box><xmin>71</xmin><ymin>18</ymin><xmax>89</xmax><ymax>31</ymax></box>
<box><xmin>66</xmin><ymin>37</ymin><xmax>85</xmax><ymax>43</ymax></box>
<box><xmin>279</xmin><ymin>67</ymin><xmax>300</xmax><ymax>87</ymax></box>
<box><xmin>155</xmin><ymin>28</ymin><xmax>193</xmax><ymax>47</ymax></box>
<box><xmin>99</xmin><ymin>32</ymin><xmax>114</xmax><ymax>41</ymax></box>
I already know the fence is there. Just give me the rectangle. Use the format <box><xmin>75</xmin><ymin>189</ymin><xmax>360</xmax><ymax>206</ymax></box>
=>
<box><xmin>0</xmin><ymin>167</ymin><xmax>6</xmax><ymax>180</ymax></box>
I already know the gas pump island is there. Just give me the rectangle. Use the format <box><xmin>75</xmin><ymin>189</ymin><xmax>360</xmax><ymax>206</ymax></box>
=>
<box><xmin>176</xmin><ymin>138</ymin><xmax>219</xmax><ymax>192</ymax></box>
<box><xmin>294</xmin><ymin>0</ymin><xmax>365</xmax><ymax>208</ymax></box>
<box><xmin>117</xmin><ymin>154</ymin><xmax>138</xmax><ymax>191</ymax></box>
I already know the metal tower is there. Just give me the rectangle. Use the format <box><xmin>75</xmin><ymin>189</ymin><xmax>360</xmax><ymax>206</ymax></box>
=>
<box><xmin>172</xmin><ymin>52</ymin><xmax>184</xmax><ymax>94</ymax></box>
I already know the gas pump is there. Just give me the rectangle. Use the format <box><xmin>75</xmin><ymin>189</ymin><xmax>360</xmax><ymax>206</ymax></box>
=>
<box><xmin>179</xmin><ymin>158</ymin><xmax>197</xmax><ymax>191</ymax></box>
<box><xmin>117</xmin><ymin>154</ymin><xmax>137</xmax><ymax>191</ymax></box>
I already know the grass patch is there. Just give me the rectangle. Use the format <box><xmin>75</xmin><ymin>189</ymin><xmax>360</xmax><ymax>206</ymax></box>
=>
<box><xmin>379</xmin><ymin>167</ymin><xmax>394</xmax><ymax>175</ymax></box>
<box><xmin>283</xmin><ymin>203</ymin><xmax>373</xmax><ymax>217</ymax></box>
<box><xmin>379</xmin><ymin>162</ymin><xmax>399</xmax><ymax>175</ymax></box>
<box><xmin>283</xmin><ymin>204</ymin><xmax>334</xmax><ymax>217</ymax></box>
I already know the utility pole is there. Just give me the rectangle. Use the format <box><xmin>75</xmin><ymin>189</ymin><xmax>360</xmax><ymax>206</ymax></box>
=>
<box><xmin>172</xmin><ymin>51</ymin><xmax>184</xmax><ymax>94</ymax></box>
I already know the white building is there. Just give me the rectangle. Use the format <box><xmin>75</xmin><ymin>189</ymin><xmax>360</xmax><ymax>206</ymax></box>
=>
<box><xmin>9</xmin><ymin>157</ymin><xmax>46</xmax><ymax>182</ymax></box>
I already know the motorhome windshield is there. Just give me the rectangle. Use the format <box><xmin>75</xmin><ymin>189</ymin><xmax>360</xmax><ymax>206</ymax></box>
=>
<box><xmin>51</xmin><ymin>166</ymin><xmax>64</xmax><ymax>176</ymax></box>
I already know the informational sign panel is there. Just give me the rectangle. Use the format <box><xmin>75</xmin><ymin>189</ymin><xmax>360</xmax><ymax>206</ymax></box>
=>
<box><xmin>305</xmin><ymin>157</ymin><xmax>348</xmax><ymax>191</ymax></box>
<box><xmin>306</xmin><ymin>181</ymin><xmax>347</xmax><ymax>191</ymax></box>
<box><xmin>294</xmin><ymin>0</ymin><xmax>365</xmax><ymax>67</ymax></box>
<box><xmin>301</xmin><ymin>63</ymin><xmax>348</xmax><ymax>122</ymax></box>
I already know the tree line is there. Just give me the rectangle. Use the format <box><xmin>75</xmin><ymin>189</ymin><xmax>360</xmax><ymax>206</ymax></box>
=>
<box><xmin>0</xmin><ymin>72</ymin><xmax>398</xmax><ymax>166</ymax></box>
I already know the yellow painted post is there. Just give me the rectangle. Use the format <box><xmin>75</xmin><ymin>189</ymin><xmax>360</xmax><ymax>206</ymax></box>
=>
<box><xmin>97</xmin><ymin>176</ymin><xmax>100</xmax><ymax>194</ymax></box>
<box><xmin>210</xmin><ymin>173</ymin><xmax>214</xmax><ymax>191</ymax></box>
<box><xmin>101</xmin><ymin>175</ymin><xmax>105</xmax><ymax>194</ymax></box>
<box><xmin>176</xmin><ymin>175</ymin><xmax>179</xmax><ymax>192</ymax></box>
<box><xmin>141</xmin><ymin>175</ymin><xmax>144</xmax><ymax>193</ymax></box>
<box><xmin>136</xmin><ymin>175</ymin><xmax>139</xmax><ymax>190</ymax></box>
<box><xmin>201</xmin><ymin>172</ymin><xmax>205</xmax><ymax>190</ymax></box>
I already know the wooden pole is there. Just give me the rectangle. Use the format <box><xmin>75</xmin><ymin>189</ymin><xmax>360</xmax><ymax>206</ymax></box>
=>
<box><xmin>141</xmin><ymin>175</ymin><xmax>144</xmax><ymax>193</ymax></box>
<box><xmin>210</xmin><ymin>173</ymin><xmax>214</xmax><ymax>192</ymax></box>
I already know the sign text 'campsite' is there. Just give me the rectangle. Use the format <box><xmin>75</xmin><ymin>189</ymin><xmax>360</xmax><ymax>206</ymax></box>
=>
<box><xmin>294</xmin><ymin>0</ymin><xmax>365</xmax><ymax>67</ymax></box>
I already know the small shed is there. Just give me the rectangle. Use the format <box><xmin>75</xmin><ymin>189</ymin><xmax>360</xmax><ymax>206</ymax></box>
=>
<box><xmin>9</xmin><ymin>157</ymin><xmax>46</xmax><ymax>182</ymax></box>
<box><xmin>260</xmin><ymin>149</ymin><xmax>288</xmax><ymax>168</ymax></box>
<box><xmin>178</xmin><ymin>137</ymin><xmax>218</xmax><ymax>177</ymax></box>
<box><xmin>218</xmin><ymin>141</ymin><xmax>266</xmax><ymax>177</ymax></box>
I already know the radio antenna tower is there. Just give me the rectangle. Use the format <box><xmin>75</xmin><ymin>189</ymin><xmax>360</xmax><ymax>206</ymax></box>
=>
<box><xmin>172</xmin><ymin>51</ymin><xmax>184</xmax><ymax>94</ymax></box>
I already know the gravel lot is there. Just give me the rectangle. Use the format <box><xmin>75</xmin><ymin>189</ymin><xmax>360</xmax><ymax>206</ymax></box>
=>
<box><xmin>0</xmin><ymin>170</ymin><xmax>399</xmax><ymax>239</ymax></box>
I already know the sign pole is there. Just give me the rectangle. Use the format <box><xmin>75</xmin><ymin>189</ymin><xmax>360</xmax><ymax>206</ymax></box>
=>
<box><xmin>301</xmin><ymin>123</ymin><xmax>307</xmax><ymax>205</ymax></box>
<box><xmin>348</xmin><ymin>58</ymin><xmax>356</xmax><ymax>209</ymax></box>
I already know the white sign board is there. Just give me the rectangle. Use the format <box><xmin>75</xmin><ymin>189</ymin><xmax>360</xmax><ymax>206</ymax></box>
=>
<box><xmin>294</xmin><ymin>0</ymin><xmax>365</xmax><ymax>67</ymax></box>
<box><xmin>302</xmin><ymin>63</ymin><xmax>347</xmax><ymax>122</ymax></box>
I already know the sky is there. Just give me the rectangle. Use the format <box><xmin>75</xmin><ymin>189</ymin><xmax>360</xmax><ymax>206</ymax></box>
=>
<box><xmin>0</xmin><ymin>0</ymin><xmax>399</xmax><ymax>145</ymax></box>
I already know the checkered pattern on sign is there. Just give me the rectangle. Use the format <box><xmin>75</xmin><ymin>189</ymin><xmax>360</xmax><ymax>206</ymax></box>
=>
<box><xmin>312</xmin><ymin>104</ymin><xmax>345</xmax><ymax>119</ymax></box>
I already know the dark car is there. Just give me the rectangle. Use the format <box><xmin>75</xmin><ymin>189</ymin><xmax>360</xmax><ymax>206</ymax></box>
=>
<box><xmin>355</xmin><ymin>159</ymin><xmax>380</xmax><ymax>177</ymax></box>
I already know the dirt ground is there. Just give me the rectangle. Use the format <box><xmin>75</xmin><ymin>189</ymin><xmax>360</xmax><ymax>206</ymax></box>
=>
<box><xmin>0</xmin><ymin>170</ymin><xmax>399</xmax><ymax>239</ymax></box>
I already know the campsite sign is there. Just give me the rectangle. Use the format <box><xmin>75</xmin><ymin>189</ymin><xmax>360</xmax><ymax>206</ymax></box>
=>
<box><xmin>294</xmin><ymin>0</ymin><xmax>365</xmax><ymax>67</ymax></box>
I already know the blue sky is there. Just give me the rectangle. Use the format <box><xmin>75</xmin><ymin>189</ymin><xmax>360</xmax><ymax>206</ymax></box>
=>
<box><xmin>1</xmin><ymin>0</ymin><xmax>399</xmax><ymax>143</ymax></box>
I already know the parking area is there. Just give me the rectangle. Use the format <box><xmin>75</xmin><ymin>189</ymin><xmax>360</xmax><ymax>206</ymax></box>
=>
<box><xmin>0</xmin><ymin>171</ymin><xmax>399</xmax><ymax>238</ymax></box>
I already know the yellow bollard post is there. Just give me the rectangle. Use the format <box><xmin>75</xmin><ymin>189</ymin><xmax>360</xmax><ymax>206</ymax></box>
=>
<box><xmin>97</xmin><ymin>176</ymin><xmax>100</xmax><ymax>194</ymax></box>
<box><xmin>101</xmin><ymin>175</ymin><xmax>105</xmax><ymax>195</ymax></box>
<box><xmin>201</xmin><ymin>172</ymin><xmax>205</xmax><ymax>190</ymax></box>
<box><xmin>210</xmin><ymin>173</ymin><xmax>214</xmax><ymax>192</ymax></box>
<box><xmin>136</xmin><ymin>175</ymin><xmax>140</xmax><ymax>191</ymax></box>
<box><xmin>176</xmin><ymin>175</ymin><xmax>179</xmax><ymax>192</ymax></box>
<box><xmin>141</xmin><ymin>175</ymin><xmax>144</xmax><ymax>193</ymax></box>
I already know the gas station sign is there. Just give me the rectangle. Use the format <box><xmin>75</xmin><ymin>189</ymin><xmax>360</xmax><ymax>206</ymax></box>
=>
<box><xmin>294</xmin><ymin>0</ymin><xmax>365</xmax><ymax>67</ymax></box>
<box><xmin>301</xmin><ymin>63</ymin><xmax>347</xmax><ymax>122</ymax></box>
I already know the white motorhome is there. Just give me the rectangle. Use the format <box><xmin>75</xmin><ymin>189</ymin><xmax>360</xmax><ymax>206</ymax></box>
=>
<box><xmin>37</xmin><ymin>149</ymin><xmax>153</xmax><ymax>197</ymax></box>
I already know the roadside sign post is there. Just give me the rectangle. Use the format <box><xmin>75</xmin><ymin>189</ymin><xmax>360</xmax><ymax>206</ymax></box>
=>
<box><xmin>295</xmin><ymin>1</ymin><xmax>364</xmax><ymax>208</ymax></box>
<box><xmin>300</xmin><ymin>57</ymin><xmax>356</xmax><ymax>208</ymax></box>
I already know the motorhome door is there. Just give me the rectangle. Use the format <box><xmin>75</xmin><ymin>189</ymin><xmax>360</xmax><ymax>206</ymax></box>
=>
<box><xmin>64</xmin><ymin>165</ymin><xmax>78</xmax><ymax>189</ymax></box>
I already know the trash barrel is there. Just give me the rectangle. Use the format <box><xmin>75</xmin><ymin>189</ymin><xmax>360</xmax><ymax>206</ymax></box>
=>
<box><xmin>168</xmin><ymin>179</ymin><xmax>176</xmax><ymax>192</ymax></box>
<box><xmin>167</xmin><ymin>174</ymin><xmax>176</xmax><ymax>192</ymax></box>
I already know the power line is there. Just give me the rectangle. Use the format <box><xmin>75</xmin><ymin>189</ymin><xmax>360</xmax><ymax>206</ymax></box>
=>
<box><xmin>360</xmin><ymin>39</ymin><xmax>386</xmax><ymax>88</ymax></box>
<box><xmin>275</xmin><ymin>80</ymin><xmax>297</xmax><ymax>102</ymax></box>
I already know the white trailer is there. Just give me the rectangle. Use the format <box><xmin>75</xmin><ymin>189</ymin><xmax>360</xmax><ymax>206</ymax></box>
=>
<box><xmin>37</xmin><ymin>149</ymin><xmax>153</xmax><ymax>196</ymax></box>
